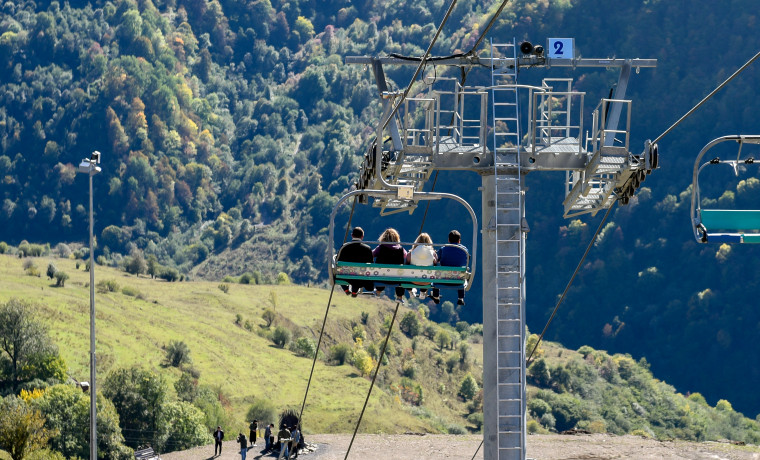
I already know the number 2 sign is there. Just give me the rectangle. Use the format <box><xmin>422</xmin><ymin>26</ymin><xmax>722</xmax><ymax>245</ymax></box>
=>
<box><xmin>547</xmin><ymin>38</ymin><xmax>574</xmax><ymax>60</ymax></box>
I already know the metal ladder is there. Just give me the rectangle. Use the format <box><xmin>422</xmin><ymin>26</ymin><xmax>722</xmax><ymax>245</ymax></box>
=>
<box><xmin>490</xmin><ymin>39</ymin><xmax>526</xmax><ymax>460</ymax></box>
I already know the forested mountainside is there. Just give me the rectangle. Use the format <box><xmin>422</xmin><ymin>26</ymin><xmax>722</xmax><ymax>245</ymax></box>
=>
<box><xmin>0</xmin><ymin>0</ymin><xmax>759</xmax><ymax>417</ymax></box>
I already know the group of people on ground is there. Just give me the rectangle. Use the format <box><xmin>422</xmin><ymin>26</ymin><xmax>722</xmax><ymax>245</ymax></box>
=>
<box><xmin>337</xmin><ymin>227</ymin><xmax>468</xmax><ymax>305</ymax></box>
<box><xmin>213</xmin><ymin>421</ymin><xmax>302</xmax><ymax>459</ymax></box>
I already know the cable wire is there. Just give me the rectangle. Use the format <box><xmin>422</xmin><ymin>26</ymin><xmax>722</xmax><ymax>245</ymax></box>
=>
<box><xmin>652</xmin><ymin>49</ymin><xmax>760</xmax><ymax>145</ymax></box>
<box><xmin>470</xmin><ymin>439</ymin><xmax>483</xmax><ymax>460</ymax></box>
<box><xmin>298</xmin><ymin>197</ymin><xmax>358</xmax><ymax>426</ymax></box>
<box><xmin>526</xmin><ymin>201</ymin><xmax>615</xmax><ymax>367</ymax></box>
<box><xmin>343</xmin><ymin>301</ymin><xmax>402</xmax><ymax>460</ymax></box>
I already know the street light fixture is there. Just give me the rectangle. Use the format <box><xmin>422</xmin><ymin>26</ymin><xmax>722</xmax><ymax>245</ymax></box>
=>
<box><xmin>78</xmin><ymin>150</ymin><xmax>101</xmax><ymax>460</ymax></box>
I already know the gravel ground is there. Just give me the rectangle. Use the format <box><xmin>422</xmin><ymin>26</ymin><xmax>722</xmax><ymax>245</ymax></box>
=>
<box><xmin>161</xmin><ymin>433</ymin><xmax>760</xmax><ymax>460</ymax></box>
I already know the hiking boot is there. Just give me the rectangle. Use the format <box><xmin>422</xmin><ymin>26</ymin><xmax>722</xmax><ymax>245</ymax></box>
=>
<box><xmin>395</xmin><ymin>295</ymin><xmax>405</xmax><ymax>304</ymax></box>
<box><xmin>431</xmin><ymin>295</ymin><xmax>440</xmax><ymax>304</ymax></box>
<box><xmin>457</xmin><ymin>298</ymin><xmax>465</xmax><ymax>306</ymax></box>
<box><xmin>411</xmin><ymin>288</ymin><xmax>419</xmax><ymax>297</ymax></box>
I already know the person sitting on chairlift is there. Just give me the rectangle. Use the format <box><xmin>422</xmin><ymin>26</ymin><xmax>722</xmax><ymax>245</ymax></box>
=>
<box><xmin>406</xmin><ymin>232</ymin><xmax>438</xmax><ymax>298</ymax></box>
<box><xmin>372</xmin><ymin>228</ymin><xmax>407</xmax><ymax>302</ymax></box>
<box><xmin>336</xmin><ymin>226</ymin><xmax>374</xmax><ymax>297</ymax></box>
<box><xmin>430</xmin><ymin>230</ymin><xmax>468</xmax><ymax>305</ymax></box>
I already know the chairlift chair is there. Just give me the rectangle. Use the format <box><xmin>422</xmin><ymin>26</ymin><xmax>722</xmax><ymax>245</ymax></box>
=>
<box><xmin>328</xmin><ymin>189</ymin><xmax>478</xmax><ymax>292</ymax></box>
<box><xmin>691</xmin><ymin>135</ymin><xmax>760</xmax><ymax>243</ymax></box>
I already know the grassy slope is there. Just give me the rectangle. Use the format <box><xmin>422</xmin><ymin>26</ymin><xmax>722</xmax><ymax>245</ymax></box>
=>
<box><xmin>0</xmin><ymin>253</ymin><xmax>452</xmax><ymax>434</ymax></box>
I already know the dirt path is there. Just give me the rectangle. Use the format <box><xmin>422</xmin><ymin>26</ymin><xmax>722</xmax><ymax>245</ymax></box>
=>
<box><xmin>161</xmin><ymin>434</ymin><xmax>760</xmax><ymax>460</ymax></box>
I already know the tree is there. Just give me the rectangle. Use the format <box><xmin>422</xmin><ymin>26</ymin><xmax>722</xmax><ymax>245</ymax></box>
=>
<box><xmin>164</xmin><ymin>340</ymin><xmax>192</xmax><ymax>368</ymax></box>
<box><xmin>0</xmin><ymin>396</ymin><xmax>51</xmax><ymax>460</ymax></box>
<box><xmin>158</xmin><ymin>401</ymin><xmax>210</xmax><ymax>452</ymax></box>
<box><xmin>435</xmin><ymin>329</ymin><xmax>452</xmax><ymax>351</ymax></box>
<box><xmin>352</xmin><ymin>349</ymin><xmax>374</xmax><ymax>377</ymax></box>
<box><xmin>399</xmin><ymin>312</ymin><xmax>421</xmax><ymax>338</ymax></box>
<box><xmin>459</xmin><ymin>373</ymin><xmax>479</xmax><ymax>401</ymax></box>
<box><xmin>103</xmin><ymin>367</ymin><xmax>168</xmax><ymax>449</ymax></box>
<box><xmin>32</xmin><ymin>384</ymin><xmax>131</xmax><ymax>459</ymax></box>
<box><xmin>330</xmin><ymin>343</ymin><xmax>351</xmax><ymax>365</ymax></box>
<box><xmin>0</xmin><ymin>299</ymin><xmax>57</xmax><ymax>391</ymax></box>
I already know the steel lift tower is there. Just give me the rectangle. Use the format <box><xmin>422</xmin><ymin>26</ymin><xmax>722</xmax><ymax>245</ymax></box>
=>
<box><xmin>347</xmin><ymin>39</ymin><xmax>656</xmax><ymax>460</ymax></box>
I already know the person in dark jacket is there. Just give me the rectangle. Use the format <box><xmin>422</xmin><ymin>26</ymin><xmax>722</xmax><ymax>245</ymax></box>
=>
<box><xmin>249</xmin><ymin>419</ymin><xmax>258</xmax><ymax>447</ymax></box>
<box><xmin>431</xmin><ymin>230</ymin><xmax>469</xmax><ymax>305</ymax></box>
<box><xmin>264</xmin><ymin>423</ymin><xmax>272</xmax><ymax>451</ymax></box>
<box><xmin>237</xmin><ymin>432</ymin><xmax>248</xmax><ymax>460</ymax></box>
<box><xmin>336</xmin><ymin>226</ymin><xmax>375</xmax><ymax>296</ymax></box>
<box><xmin>213</xmin><ymin>426</ymin><xmax>224</xmax><ymax>456</ymax></box>
<box><xmin>372</xmin><ymin>228</ymin><xmax>407</xmax><ymax>302</ymax></box>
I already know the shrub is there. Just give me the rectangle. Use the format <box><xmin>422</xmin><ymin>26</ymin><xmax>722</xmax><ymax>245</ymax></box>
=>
<box><xmin>164</xmin><ymin>340</ymin><xmax>192</xmax><ymax>367</ymax></box>
<box><xmin>235</xmin><ymin>314</ymin><xmax>243</xmax><ymax>325</ymax></box>
<box><xmin>435</xmin><ymin>329</ymin><xmax>452</xmax><ymax>351</ymax></box>
<box><xmin>445</xmin><ymin>353</ymin><xmax>460</xmax><ymax>373</ymax></box>
<box><xmin>54</xmin><ymin>271</ymin><xmax>69</xmax><ymax>287</ymax></box>
<box><xmin>246</xmin><ymin>398</ymin><xmax>277</xmax><ymax>426</ymax></box>
<box><xmin>160</xmin><ymin>267</ymin><xmax>180</xmax><ymax>282</ymax></box>
<box><xmin>239</xmin><ymin>272</ymin><xmax>254</xmax><ymax>284</ymax></box>
<box><xmin>330</xmin><ymin>343</ymin><xmax>352</xmax><ymax>365</ymax></box>
<box><xmin>46</xmin><ymin>263</ymin><xmax>57</xmax><ymax>280</ymax></box>
<box><xmin>397</xmin><ymin>377</ymin><xmax>423</xmax><ymax>405</ymax></box>
<box><xmin>53</xmin><ymin>243</ymin><xmax>71</xmax><ymax>258</ymax></box>
<box><xmin>291</xmin><ymin>337</ymin><xmax>317</xmax><ymax>358</ymax></box>
<box><xmin>272</xmin><ymin>326</ymin><xmax>291</xmax><ymax>348</ymax></box>
<box><xmin>528</xmin><ymin>398</ymin><xmax>551</xmax><ymax>418</ymax></box>
<box><xmin>360</xmin><ymin>311</ymin><xmax>369</xmax><ymax>325</ymax></box>
<box><xmin>527</xmin><ymin>419</ymin><xmax>541</xmax><ymax>434</ymax></box>
<box><xmin>0</xmin><ymin>242</ymin><xmax>7</xmax><ymax>253</ymax></box>
<box><xmin>715</xmin><ymin>399</ymin><xmax>733</xmax><ymax>411</ymax></box>
<box><xmin>401</xmin><ymin>360</ymin><xmax>417</xmax><ymax>379</ymax></box>
<box><xmin>218</xmin><ymin>283</ymin><xmax>229</xmax><ymax>294</ymax></box>
<box><xmin>276</xmin><ymin>272</ymin><xmax>290</xmax><ymax>284</ymax></box>
<box><xmin>262</xmin><ymin>309</ymin><xmax>276</xmax><ymax>327</ymax></box>
<box><xmin>222</xmin><ymin>276</ymin><xmax>236</xmax><ymax>283</ymax></box>
<box><xmin>351</xmin><ymin>325</ymin><xmax>366</xmax><ymax>342</ymax></box>
<box><xmin>352</xmin><ymin>349</ymin><xmax>373</xmax><ymax>377</ymax></box>
<box><xmin>577</xmin><ymin>345</ymin><xmax>595</xmax><ymax>358</ymax></box>
<box><xmin>97</xmin><ymin>279</ymin><xmax>120</xmax><ymax>293</ymax></box>
<box><xmin>458</xmin><ymin>373</ymin><xmax>479</xmax><ymax>401</ymax></box>
<box><xmin>446</xmin><ymin>423</ymin><xmax>467</xmax><ymax>435</ymax></box>
<box><xmin>467</xmin><ymin>412</ymin><xmax>483</xmax><ymax>430</ymax></box>
<box><xmin>244</xmin><ymin>320</ymin><xmax>253</xmax><ymax>331</ymax></box>
<box><xmin>121</xmin><ymin>286</ymin><xmax>141</xmax><ymax>297</ymax></box>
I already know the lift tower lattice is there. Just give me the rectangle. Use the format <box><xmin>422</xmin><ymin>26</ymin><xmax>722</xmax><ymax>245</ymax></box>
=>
<box><xmin>347</xmin><ymin>40</ymin><xmax>657</xmax><ymax>460</ymax></box>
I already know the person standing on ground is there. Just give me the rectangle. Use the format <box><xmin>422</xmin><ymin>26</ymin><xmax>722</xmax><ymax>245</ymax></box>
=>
<box><xmin>290</xmin><ymin>425</ymin><xmax>301</xmax><ymax>459</ymax></box>
<box><xmin>269</xmin><ymin>423</ymin><xmax>275</xmax><ymax>451</ymax></box>
<box><xmin>237</xmin><ymin>432</ymin><xmax>248</xmax><ymax>460</ymax></box>
<box><xmin>249</xmin><ymin>419</ymin><xmax>258</xmax><ymax>447</ymax></box>
<box><xmin>213</xmin><ymin>425</ymin><xmax>225</xmax><ymax>456</ymax></box>
<box><xmin>264</xmin><ymin>422</ymin><xmax>272</xmax><ymax>451</ymax></box>
<box><xmin>278</xmin><ymin>425</ymin><xmax>292</xmax><ymax>459</ymax></box>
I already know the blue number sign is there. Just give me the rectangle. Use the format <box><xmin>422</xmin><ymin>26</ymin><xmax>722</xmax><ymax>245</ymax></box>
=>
<box><xmin>547</xmin><ymin>38</ymin><xmax>574</xmax><ymax>60</ymax></box>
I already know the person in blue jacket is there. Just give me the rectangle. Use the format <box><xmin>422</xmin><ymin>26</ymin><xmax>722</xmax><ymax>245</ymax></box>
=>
<box><xmin>431</xmin><ymin>230</ymin><xmax>468</xmax><ymax>305</ymax></box>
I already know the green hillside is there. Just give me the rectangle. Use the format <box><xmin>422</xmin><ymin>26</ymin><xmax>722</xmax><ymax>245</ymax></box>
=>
<box><xmin>2</xmin><ymin>0</ymin><xmax>760</xmax><ymax>432</ymax></box>
<box><xmin>3</xmin><ymin>248</ymin><xmax>760</xmax><ymax>459</ymax></box>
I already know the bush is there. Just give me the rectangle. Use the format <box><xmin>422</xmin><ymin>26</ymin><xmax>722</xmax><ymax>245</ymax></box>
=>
<box><xmin>218</xmin><ymin>283</ymin><xmax>229</xmax><ymax>294</ymax></box>
<box><xmin>458</xmin><ymin>373</ymin><xmax>479</xmax><ymax>401</ymax></box>
<box><xmin>0</xmin><ymin>242</ymin><xmax>7</xmax><ymax>253</ymax></box>
<box><xmin>97</xmin><ymin>279</ymin><xmax>120</xmax><ymax>293</ymax></box>
<box><xmin>272</xmin><ymin>326</ymin><xmax>291</xmax><ymax>348</ymax></box>
<box><xmin>399</xmin><ymin>311</ymin><xmax>421</xmax><ymax>338</ymax></box>
<box><xmin>262</xmin><ymin>309</ymin><xmax>276</xmax><ymax>327</ymax></box>
<box><xmin>46</xmin><ymin>263</ymin><xmax>57</xmax><ymax>280</ymax></box>
<box><xmin>446</xmin><ymin>423</ymin><xmax>467</xmax><ymax>435</ymax></box>
<box><xmin>160</xmin><ymin>267</ymin><xmax>180</xmax><ymax>282</ymax></box>
<box><xmin>276</xmin><ymin>272</ymin><xmax>290</xmax><ymax>284</ymax></box>
<box><xmin>330</xmin><ymin>343</ymin><xmax>352</xmax><ymax>365</ymax></box>
<box><xmin>445</xmin><ymin>353</ymin><xmax>460</xmax><ymax>373</ymax></box>
<box><xmin>467</xmin><ymin>412</ymin><xmax>484</xmax><ymax>430</ymax></box>
<box><xmin>121</xmin><ymin>286</ymin><xmax>142</xmax><ymax>297</ymax></box>
<box><xmin>290</xmin><ymin>337</ymin><xmax>317</xmax><ymax>358</ymax></box>
<box><xmin>352</xmin><ymin>349</ymin><xmax>374</xmax><ymax>377</ymax></box>
<box><xmin>360</xmin><ymin>311</ymin><xmax>369</xmax><ymax>325</ymax></box>
<box><xmin>164</xmin><ymin>340</ymin><xmax>192</xmax><ymax>367</ymax></box>
<box><xmin>54</xmin><ymin>271</ymin><xmax>69</xmax><ymax>287</ymax></box>
<box><xmin>246</xmin><ymin>398</ymin><xmax>277</xmax><ymax>425</ymax></box>
<box><xmin>239</xmin><ymin>272</ymin><xmax>254</xmax><ymax>284</ymax></box>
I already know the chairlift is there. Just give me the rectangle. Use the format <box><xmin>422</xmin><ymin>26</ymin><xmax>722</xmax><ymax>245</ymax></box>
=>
<box><xmin>691</xmin><ymin>135</ymin><xmax>760</xmax><ymax>243</ymax></box>
<box><xmin>328</xmin><ymin>189</ymin><xmax>478</xmax><ymax>292</ymax></box>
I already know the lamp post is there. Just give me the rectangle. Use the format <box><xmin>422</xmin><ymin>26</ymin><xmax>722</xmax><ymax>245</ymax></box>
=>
<box><xmin>78</xmin><ymin>151</ymin><xmax>101</xmax><ymax>460</ymax></box>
